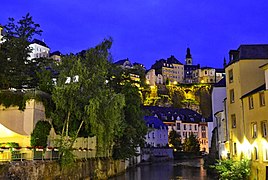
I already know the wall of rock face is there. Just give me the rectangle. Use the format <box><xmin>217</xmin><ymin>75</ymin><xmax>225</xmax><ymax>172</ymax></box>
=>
<box><xmin>0</xmin><ymin>158</ymin><xmax>126</xmax><ymax>179</ymax></box>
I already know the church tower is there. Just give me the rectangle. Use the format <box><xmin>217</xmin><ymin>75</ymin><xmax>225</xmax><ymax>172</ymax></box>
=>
<box><xmin>185</xmin><ymin>47</ymin><xmax>192</xmax><ymax>65</ymax></box>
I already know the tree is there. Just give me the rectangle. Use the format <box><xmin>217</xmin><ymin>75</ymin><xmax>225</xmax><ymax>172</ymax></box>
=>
<box><xmin>182</xmin><ymin>133</ymin><xmax>200</xmax><ymax>152</ymax></box>
<box><xmin>52</xmin><ymin>39</ymin><xmax>125</xmax><ymax>165</ymax></box>
<box><xmin>0</xmin><ymin>13</ymin><xmax>44</xmax><ymax>89</ymax></box>
<box><xmin>31</xmin><ymin>120</ymin><xmax>51</xmax><ymax>148</ymax></box>
<box><xmin>168</xmin><ymin>129</ymin><xmax>182</xmax><ymax>150</ymax></box>
<box><xmin>211</xmin><ymin>158</ymin><xmax>251</xmax><ymax>180</ymax></box>
<box><xmin>109</xmin><ymin>70</ymin><xmax>147</xmax><ymax>159</ymax></box>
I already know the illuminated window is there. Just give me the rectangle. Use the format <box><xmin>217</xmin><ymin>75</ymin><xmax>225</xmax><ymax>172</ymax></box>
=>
<box><xmin>231</xmin><ymin>114</ymin><xmax>236</xmax><ymax>128</ymax></box>
<box><xmin>261</xmin><ymin>121</ymin><xmax>267</xmax><ymax>137</ymax></box>
<box><xmin>229</xmin><ymin>69</ymin><xmax>233</xmax><ymax>83</ymax></box>
<box><xmin>260</xmin><ymin>92</ymin><xmax>265</xmax><ymax>106</ymax></box>
<box><xmin>249</xmin><ymin>96</ymin><xmax>254</xmax><ymax>109</ymax></box>
<box><xmin>230</xmin><ymin>89</ymin><xmax>235</xmax><ymax>103</ymax></box>
<box><xmin>252</xmin><ymin>122</ymin><xmax>257</xmax><ymax>138</ymax></box>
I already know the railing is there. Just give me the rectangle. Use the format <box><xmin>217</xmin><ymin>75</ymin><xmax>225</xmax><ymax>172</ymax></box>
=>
<box><xmin>0</xmin><ymin>147</ymin><xmax>98</xmax><ymax>162</ymax></box>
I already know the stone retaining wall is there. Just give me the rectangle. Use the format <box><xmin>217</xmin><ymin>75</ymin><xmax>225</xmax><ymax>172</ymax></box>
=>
<box><xmin>0</xmin><ymin>158</ymin><xmax>125</xmax><ymax>179</ymax></box>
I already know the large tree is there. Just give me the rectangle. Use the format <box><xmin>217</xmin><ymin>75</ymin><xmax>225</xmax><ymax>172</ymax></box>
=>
<box><xmin>0</xmin><ymin>13</ymin><xmax>44</xmax><ymax>89</ymax></box>
<box><xmin>168</xmin><ymin>129</ymin><xmax>182</xmax><ymax>150</ymax></box>
<box><xmin>52</xmin><ymin>39</ymin><xmax>126</xmax><ymax>164</ymax></box>
<box><xmin>109</xmin><ymin>66</ymin><xmax>147</xmax><ymax>159</ymax></box>
<box><xmin>182</xmin><ymin>133</ymin><xmax>200</xmax><ymax>153</ymax></box>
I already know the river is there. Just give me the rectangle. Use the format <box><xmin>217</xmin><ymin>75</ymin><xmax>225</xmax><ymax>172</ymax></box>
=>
<box><xmin>109</xmin><ymin>158</ymin><xmax>216</xmax><ymax>180</ymax></box>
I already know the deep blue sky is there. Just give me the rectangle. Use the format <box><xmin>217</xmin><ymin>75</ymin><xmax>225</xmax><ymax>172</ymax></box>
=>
<box><xmin>1</xmin><ymin>1</ymin><xmax>268</xmax><ymax>69</ymax></box>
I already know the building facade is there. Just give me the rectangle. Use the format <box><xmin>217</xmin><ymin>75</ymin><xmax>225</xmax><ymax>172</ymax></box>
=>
<box><xmin>29</xmin><ymin>39</ymin><xmax>50</xmax><ymax>60</ymax></box>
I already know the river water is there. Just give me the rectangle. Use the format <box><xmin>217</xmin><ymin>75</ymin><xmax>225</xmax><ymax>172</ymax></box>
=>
<box><xmin>110</xmin><ymin>158</ymin><xmax>216</xmax><ymax>180</ymax></box>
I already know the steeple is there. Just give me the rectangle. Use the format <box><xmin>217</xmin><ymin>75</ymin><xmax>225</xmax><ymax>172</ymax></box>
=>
<box><xmin>223</xmin><ymin>57</ymin><xmax>227</xmax><ymax>68</ymax></box>
<box><xmin>185</xmin><ymin>47</ymin><xmax>192</xmax><ymax>65</ymax></box>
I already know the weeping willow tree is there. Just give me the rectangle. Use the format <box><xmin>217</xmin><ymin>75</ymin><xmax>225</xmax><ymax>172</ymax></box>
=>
<box><xmin>52</xmin><ymin>39</ymin><xmax>125</xmax><ymax>165</ymax></box>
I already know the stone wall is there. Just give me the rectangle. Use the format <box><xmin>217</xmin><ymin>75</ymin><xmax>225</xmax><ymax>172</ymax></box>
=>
<box><xmin>0</xmin><ymin>158</ymin><xmax>125</xmax><ymax>179</ymax></box>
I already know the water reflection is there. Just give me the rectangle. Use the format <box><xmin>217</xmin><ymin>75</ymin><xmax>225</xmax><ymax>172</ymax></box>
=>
<box><xmin>110</xmin><ymin>158</ymin><xmax>215</xmax><ymax>180</ymax></box>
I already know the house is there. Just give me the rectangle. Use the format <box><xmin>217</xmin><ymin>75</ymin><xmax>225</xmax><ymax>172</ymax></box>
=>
<box><xmin>144</xmin><ymin>116</ymin><xmax>168</xmax><ymax>147</ymax></box>
<box><xmin>225</xmin><ymin>44</ymin><xmax>268</xmax><ymax>179</ymax></box>
<box><xmin>143</xmin><ymin>106</ymin><xmax>209</xmax><ymax>153</ymax></box>
<box><xmin>210</xmin><ymin>77</ymin><xmax>227</xmax><ymax>154</ymax></box>
<box><xmin>29</xmin><ymin>39</ymin><xmax>50</xmax><ymax>60</ymax></box>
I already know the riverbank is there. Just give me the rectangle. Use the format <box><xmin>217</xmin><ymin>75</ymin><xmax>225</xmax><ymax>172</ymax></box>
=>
<box><xmin>0</xmin><ymin>158</ymin><xmax>125</xmax><ymax>179</ymax></box>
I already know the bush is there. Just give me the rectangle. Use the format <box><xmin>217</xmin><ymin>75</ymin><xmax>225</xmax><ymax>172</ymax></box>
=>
<box><xmin>211</xmin><ymin>158</ymin><xmax>251</xmax><ymax>180</ymax></box>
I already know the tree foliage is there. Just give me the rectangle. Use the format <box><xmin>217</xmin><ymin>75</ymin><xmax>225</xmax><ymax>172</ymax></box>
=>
<box><xmin>168</xmin><ymin>129</ymin><xmax>182</xmax><ymax>150</ymax></box>
<box><xmin>109</xmin><ymin>68</ymin><xmax>147</xmax><ymax>159</ymax></box>
<box><xmin>52</xmin><ymin>38</ymin><xmax>126</xmax><ymax>159</ymax></box>
<box><xmin>0</xmin><ymin>13</ymin><xmax>46</xmax><ymax>89</ymax></box>
<box><xmin>211</xmin><ymin>158</ymin><xmax>251</xmax><ymax>180</ymax></box>
<box><xmin>31</xmin><ymin>120</ymin><xmax>51</xmax><ymax>148</ymax></box>
<box><xmin>182</xmin><ymin>133</ymin><xmax>200</xmax><ymax>152</ymax></box>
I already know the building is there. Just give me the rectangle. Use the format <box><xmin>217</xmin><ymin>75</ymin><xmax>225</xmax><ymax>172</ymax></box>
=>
<box><xmin>143</xmin><ymin>106</ymin><xmax>209</xmax><ymax>153</ymax></box>
<box><xmin>150</xmin><ymin>55</ymin><xmax>184</xmax><ymax>84</ymax></box>
<box><xmin>29</xmin><ymin>39</ymin><xmax>50</xmax><ymax>60</ymax></box>
<box><xmin>211</xmin><ymin>78</ymin><xmax>226</xmax><ymax>152</ymax></box>
<box><xmin>225</xmin><ymin>44</ymin><xmax>268</xmax><ymax>179</ymax></box>
<box><xmin>0</xmin><ymin>25</ymin><xmax>4</xmax><ymax>44</ymax></box>
<box><xmin>144</xmin><ymin>116</ymin><xmax>168</xmax><ymax>147</ymax></box>
<box><xmin>50</xmin><ymin>51</ymin><xmax>62</xmax><ymax>62</ymax></box>
<box><xmin>183</xmin><ymin>48</ymin><xmax>200</xmax><ymax>83</ymax></box>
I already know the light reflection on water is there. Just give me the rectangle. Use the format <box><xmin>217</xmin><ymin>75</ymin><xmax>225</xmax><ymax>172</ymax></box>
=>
<box><xmin>110</xmin><ymin>158</ymin><xmax>216</xmax><ymax>180</ymax></box>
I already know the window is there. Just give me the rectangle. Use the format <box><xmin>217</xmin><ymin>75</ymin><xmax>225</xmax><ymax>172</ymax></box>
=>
<box><xmin>234</xmin><ymin>143</ymin><xmax>237</xmax><ymax>155</ymax></box>
<box><xmin>202</xmin><ymin>132</ymin><xmax>206</xmax><ymax>138</ymax></box>
<box><xmin>184</xmin><ymin>124</ymin><xmax>187</xmax><ymax>130</ymax></box>
<box><xmin>231</xmin><ymin>114</ymin><xmax>236</xmax><ymax>128</ymax></box>
<box><xmin>261</xmin><ymin>121</ymin><xmax>267</xmax><ymax>137</ymax></box>
<box><xmin>260</xmin><ymin>92</ymin><xmax>265</xmax><ymax>106</ymax></box>
<box><xmin>201</xmin><ymin>126</ymin><xmax>206</xmax><ymax>131</ymax></box>
<box><xmin>176</xmin><ymin>123</ymin><xmax>180</xmax><ymax>130</ymax></box>
<box><xmin>249</xmin><ymin>96</ymin><xmax>254</xmax><ymax>109</ymax></box>
<box><xmin>264</xmin><ymin>148</ymin><xmax>268</xmax><ymax>161</ymax></box>
<box><xmin>230</xmin><ymin>89</ymin><xmax>235</xmax><ymax>103</ymax></box>
<box><xmin>195</xmin><ymin>125</ymin><xmax>197</xmax><ymax>131</ymax></box>
<box><xmin>189</xmin><ymin>125</ymin><xmax>192</xmax><ymax>130</ymax></box>
<box><xmin>252</xmin><ymin>122</ymin><xmax>257</xmax><ymax>138</ymax></box>
<box><xmin>254</xmin><ymin>147</ymin><xmax>258</xmax><ymax>160</ymax></box>
<box><xmin>229</xmin><ymin>69</ymin><xmax>233</xmax><ymax>83</ymax></box>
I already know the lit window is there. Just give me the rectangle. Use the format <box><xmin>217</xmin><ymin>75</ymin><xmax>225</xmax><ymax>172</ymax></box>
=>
<box><xmin>249</xmin><ymin>96</ymin><xmax>254</xmax><ymax>109</ymax></box>
<box><xmin>252</xmin><ymin>122</ymin><xmax>257</xmax><ymax>138</ymax></box>
<box><xmin>230</xmin><ymin>89</ymin><xmax>235</xmax><ymax>103</ymax></box>
<box><xmin>261</xmin><ymin>121</ymin><xmax>267</xmax><ymax>137</ymax></box>
<box><xmin>260</xmin><ymin>92</ymin><xmax>265</xmax><ymax>106</ymax></box>
<box><xmin>231</xmin><ymin>114</ymin><xmax>236</xmax><ymax>128</ymax></box>
<box><xmin>229</xmin><ymin>69</ymin><xmax>233</xmax><ymax>83</ymax></box>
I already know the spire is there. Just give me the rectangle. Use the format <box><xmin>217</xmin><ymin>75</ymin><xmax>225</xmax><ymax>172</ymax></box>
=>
<box><xmin>223</xmin><ymin>57</ymin><xmax>227</xmax><ymax>67</ymax></box>
<box><xmin>186</xmin><ymin>48</ymin><xmax>192</xmax><ymax>59</ymax></box>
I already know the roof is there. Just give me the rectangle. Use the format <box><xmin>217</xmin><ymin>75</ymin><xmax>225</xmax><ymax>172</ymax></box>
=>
<box><xmin>114</xmin><ymin>58</ymin><xmax>132</xmax><ymax>66</ymax></box>
<box><xmin>143</xmin><ymin>106</ymin><xmax>208</xmax><ymax>123</ymax></box>
<box><xmin>213</xmin><ymin>77</ymin><xmax>226</xmax><ymax>87</ymax></box>
<box><xmin>215</xmin><ymin>68</ymin><xmax>225</xmax><ymax>73</ymax></box>
<box><xmin>228</xmin><ymin>45</ymin><xmax>268</xmax><ymax>66</ymax></box>
<box><xmin>31</xmin><ymin>39</ymin><xmax>49</xmax><ymax>48</ymax></box>
<box><xmin>167</xmin><ymin>55</ymin><xmax>183</xmax><ymax>65</ymax></box>
<box><xmin>50</xmin><ymin>51</ymin><xmax>61</xmax><ymax>56</ymax></box>
<box><xmin>144</xmin><ymin>116</ymin><xmax>167</xmax><ymax>129</ymax></box>
<box><xmin>240</xmin><ymin>84</ymin><xmax>266</xmax><ymax>99</ymax></box>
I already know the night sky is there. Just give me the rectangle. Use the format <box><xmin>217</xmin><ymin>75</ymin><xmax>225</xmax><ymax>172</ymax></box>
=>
<box><xmin>1</xmin><ymin>0</ymin><xmax>268</xmax><ymax>69</ymax></box>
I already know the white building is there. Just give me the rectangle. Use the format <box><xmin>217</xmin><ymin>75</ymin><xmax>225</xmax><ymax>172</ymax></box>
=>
<box><xmin>211</xmin><ymin>77</ymin><xmax>226</xmax><ymax>152</ymax></box>
<box><xmin>144</xmin><ymin>116</ymin><xmax>168</xmax><ymax>147</ymax></box>
<box><xmin>29</xmin><ymin>39</ymin><xmax>50</xmax><ymax>60</ymax></box>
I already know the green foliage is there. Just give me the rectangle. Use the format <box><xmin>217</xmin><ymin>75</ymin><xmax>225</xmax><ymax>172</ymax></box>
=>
<box><xmin>182</xmin><ymin>133</ymin><xmax>200</xmax><ymax>152</ymax></box>
<box><xmin>211</xmin><ymin>158</ymin><xmax>251</xmax><ymax>180</ymax></box>
<box><xmin>112</xmin><ymin>83</ymin><xmax>147</xmax><ymax>160</ymax></box>
<box><xmin>168</xmin><ymin>130</ymin><xmax>182</xmax><ymax>150</ymax></box>
<box><xmin>31</xmin><ymin>120</ymin><xmax>51</xmax><ymax>148</ymax></box>
<box><xmin>0</xmin><ymin>13</ymin><xmax>43</xmax><ymax>89</ymax></box>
